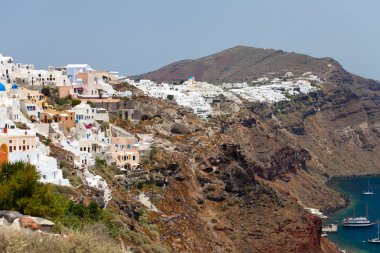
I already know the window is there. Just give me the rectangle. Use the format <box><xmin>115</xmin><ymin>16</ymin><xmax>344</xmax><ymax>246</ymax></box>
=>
<box><xmin>27</xmin><ymin>145</ymin><xmax>29</xmax><ymax>150</ymax></box>
<box><xmin>23</xmin><ymin>140</ymin><xmax>25</xmax><ymax>144</ymax></box>
<box><xmin>14</xmin><ymin>146</ymin><xmax>16</xmax><ymax>151</ymax></box>
<box><xmin>9</xmin><ymin>140</ymin><xmax>12</xmax><ymax>144</ymax></box>
<box><xmin>9</xmin><ymin>146</ymin><xmax>12</xmax><ymax>152</ymax></box>
<box><xmin>133</xmin><ymin>156</ymin><xmax>136</xmax><ymax>161</ymax></box>
<box><xmin>19</xmin><ymin>146</ymin><xmax>21</xmax><ymax>150</ymax></box>
<box><xmin>23</xmin><ymin>146</ymin><xmax>25</xmax><ymax>151</ymax></box>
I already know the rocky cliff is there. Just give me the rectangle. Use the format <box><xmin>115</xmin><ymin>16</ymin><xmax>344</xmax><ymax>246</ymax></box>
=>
<box><xmin>105</xmin><ymin>95</ymin><xmax>340</xmax><ymax>252</ymax></box>
<box><xmin>110</xmin><ymin>46</ymin><xmax>380</xmax><ymax>252</ymax></box>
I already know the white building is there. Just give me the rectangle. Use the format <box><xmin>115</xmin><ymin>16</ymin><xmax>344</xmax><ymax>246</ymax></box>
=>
<box><xmin>0</xmin><ymin>82</ymin><xmax>23</xmax><ymax>123</ymax></box>
<box><xmin>73</xmin><ymin>101</ymin><xmax>109</xmax><ymax>123</ymax></box>
<box><xmin>0</xmin><ymin>120</ymin><xmax>70</xmax><ymax>186</ymax></box>
<box><xmin>66</xmin><ymin>64</ymin><xmax>90</xmax><ymax>83</ymax></box>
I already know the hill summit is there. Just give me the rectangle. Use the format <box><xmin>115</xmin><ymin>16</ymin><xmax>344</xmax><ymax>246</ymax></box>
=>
<box><xmin>132</xmin><ymin>46</ymin><xmax>341</xmax><ymax>83</ymax></box>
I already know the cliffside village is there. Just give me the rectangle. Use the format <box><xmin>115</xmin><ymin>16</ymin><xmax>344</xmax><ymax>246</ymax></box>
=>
<box><xmin>126</xmin><ymin>72</ymin><xmax>321</xmax><ymax>118</ymax></box>
<box><xmin>0</xmin><ymin>52</ymin><xmax>323</xmax><ymax>206</ymax></box>
<box><xmin>0</xmin><ymin>53</ymin><xmax>152</xmax><ymax>205</ymax></box>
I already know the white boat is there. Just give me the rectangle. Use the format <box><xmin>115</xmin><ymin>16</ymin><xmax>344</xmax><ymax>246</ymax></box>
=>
<box><xmin>368</xmin><ymin>220</ymin><xmax>380</xmax><ymax>243</ymax></box>
<box><xmin>363</xmin><ymin>179</ymin><xmax>374</xmax><ymax>195</ymax></box>
<box><xmin>343</xmin><ymin>217</ymin><xmax>375</xmax><ymax>227</ymax></box>
<box><xmin>343</xmin><ymin>204</ymin><xmax>375</xmax><ymax>227</ymax></box>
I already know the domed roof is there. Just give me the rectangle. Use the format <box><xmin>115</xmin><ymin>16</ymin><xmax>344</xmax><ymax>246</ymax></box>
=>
<box><xmin>11</xmin><ymin>83</ymin><xmax>18</xmax><ymax>90</ymax></box>
<box><xmin>0</xmin><ymin>83</ymin><xmax>6</xmax><ymax>92</ymax></box>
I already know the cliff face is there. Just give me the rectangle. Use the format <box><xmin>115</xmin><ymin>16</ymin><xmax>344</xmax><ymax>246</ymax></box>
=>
<box><xmin>111</xmin><ymin>96</ymin><xmax>340</xmax><ymax>253</ymax></box>
<box><xmin>111</xmin><ymin>46</ymin><xmax>380</xmax><ymax>252</ymax></box>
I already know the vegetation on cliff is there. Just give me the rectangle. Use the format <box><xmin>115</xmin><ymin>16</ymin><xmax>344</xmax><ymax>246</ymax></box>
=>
<box><xmin>0</xmin><ymin>162</ymin><xmax>65</xmax><ymax>217</ymax></box>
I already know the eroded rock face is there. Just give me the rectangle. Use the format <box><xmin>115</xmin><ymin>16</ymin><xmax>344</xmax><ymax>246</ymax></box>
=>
<box><xmin>117</xmin><ymin>95</ymin><xmax>334</xmax><ymax>253</ymax></box>
<box><xmin>171</xmin><ymin>123</ymin><xmax>191</xmax><ymax>134</ymax></box>
<box><xmin>264</xmin><ymin>146</ymin><xmax>311</xmax><ymax>180</ymax></box>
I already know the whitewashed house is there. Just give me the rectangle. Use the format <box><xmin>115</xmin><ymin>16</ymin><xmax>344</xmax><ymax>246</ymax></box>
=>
<box><xmin>73</xmin><ymin>101</ymin><xmax>109</xmax><ymax>123</ymax></box>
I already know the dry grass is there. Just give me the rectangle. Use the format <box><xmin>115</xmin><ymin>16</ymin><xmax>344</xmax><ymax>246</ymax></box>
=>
<box><xmin>0</xmin><ymin>224</ymin><xmax>122</xmax><ymax>253</ymax></box>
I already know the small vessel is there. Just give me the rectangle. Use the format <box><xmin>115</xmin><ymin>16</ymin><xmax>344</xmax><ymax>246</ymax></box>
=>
<box><xmin>343</xmin><ymin>204</ymin><xmax>375</xmax><ymax>227</ymax></box>
<box><xmin>368</xmin><ymin>220</ymin><xmax>380</xmax><ymax>243</ymax></box>
<box><xmin>321</xmin><ymin>233</ymin><xmax>328</xmax><ymax>237</ymax></box>
<box><xmin>363</xmin><ymin>179</ymin><xmax>374</xmax><ymax>195</ymax></box>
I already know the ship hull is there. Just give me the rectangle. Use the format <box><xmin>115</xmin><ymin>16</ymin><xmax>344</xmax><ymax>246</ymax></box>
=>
<box><xmin>343</xmin><ymin>223</ymin><xmax>375</xmax><ymax>227</ymax></box>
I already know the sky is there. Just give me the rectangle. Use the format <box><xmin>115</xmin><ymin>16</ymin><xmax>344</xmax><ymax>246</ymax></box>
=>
<box><xmin>1</xmin><ymin>0</ymin><xmax>379</xmax><ymax>80</ymax></box>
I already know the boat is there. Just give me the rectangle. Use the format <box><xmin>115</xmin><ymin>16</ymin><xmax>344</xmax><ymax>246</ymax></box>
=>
<box><xmin>363</xmin><ymin>179</ymin><xmax>374</xmax><ymax>195</ymax></box>
<box><xmin>343</xmin><ymin>217</ymin><xmax>375</xmax><ymax>227</ymax></box>
<box><xmin>343</xmin><ymin>204</ymin><xmax>375</xmax><ymax>227</ymax></box>
<box><xmin>368</xmin><ymin>220</ymin><xmax>380</xmax><ymax>243</ymax></box>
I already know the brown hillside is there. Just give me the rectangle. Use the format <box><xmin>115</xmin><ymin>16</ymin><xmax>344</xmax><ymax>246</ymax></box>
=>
<box><xmin>132</xmin><ymin>46</ymin><xmax>339</xmax><ymax>83</ymax></box>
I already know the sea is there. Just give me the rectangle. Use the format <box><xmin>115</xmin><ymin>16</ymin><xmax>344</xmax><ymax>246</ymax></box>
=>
<box><xmin>326</xmin><ymin>176</ymin><xmax>380</xmax><ymax>253</ymax></box>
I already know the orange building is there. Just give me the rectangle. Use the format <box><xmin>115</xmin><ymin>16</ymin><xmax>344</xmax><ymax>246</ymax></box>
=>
<box><xmin>40</xmin><ymin>110</ymin><xmax>76</xmax><ymax>131</ymax></box>
<box><xmin>0</xmin><ymin>143</ymin><xmax>8</xmax><ymax>164</ymax></box>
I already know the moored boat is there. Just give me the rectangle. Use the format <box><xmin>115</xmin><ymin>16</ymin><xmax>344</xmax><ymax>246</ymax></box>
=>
<box><xmin>368</xmin><ymin>219</ymin><xmax>380</xmax><ymax>243</ymax></box>
<box><xmin>343</xmin><ymin>217</ymin><xmax>375</xmax><ymax>227</ymax></box>
<box><xmin>363</xmin><ymin>179</ymin><xmax>374</xmax><ymax>195</ymax></box>
<box><xmin>343</xmin><ymin>204</ymin><xmax>375</xmax><ymax>227</ymax></box>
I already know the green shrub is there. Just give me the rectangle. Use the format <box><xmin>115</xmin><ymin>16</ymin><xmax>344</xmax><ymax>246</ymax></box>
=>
<box><xmin>59</xmin><ymin>200</ymin><xmax>105</xmax><ymax>229</ymax></box>
<box><xmin>71</xmin><ymin>98</ymin><xmax>81</xmax><ymax>107</ymax></box>
<box><xmin>57</xmin><ymin>95</ymin><xmax>81</xmax><ymax>107</ymax></box>
<box><xmin>0</xmin><ymin>162</ymin><xmax>65</xmax><ymax>218</ymax></box>
<box><xmin>45</xmin><ymin>138</ymin><xmax>52</xmax><ymax>145</ymax></box>
<box><xmin>95</xmin><ymin>157</ymin><xmax>107</xmax><ymax>166</ymax></box>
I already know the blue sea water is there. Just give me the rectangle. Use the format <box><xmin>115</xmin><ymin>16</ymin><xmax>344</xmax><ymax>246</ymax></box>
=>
<box><xmin>326</xmin><ymin>176</ymin><xmax>380</xmax><ymax>253</ymax></box>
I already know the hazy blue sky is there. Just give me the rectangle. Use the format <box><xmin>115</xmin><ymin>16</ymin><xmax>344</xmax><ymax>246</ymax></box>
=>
<box><xmin>2</xmin><ymin>0</ymin><xmax>379</xmax><ymax>80</ymax></box>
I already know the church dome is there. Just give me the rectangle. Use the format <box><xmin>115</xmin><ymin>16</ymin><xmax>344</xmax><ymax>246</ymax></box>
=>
<box><xmin>11</xmin><ymin>83</ymin><xmax>19</xmax><ymax>90</ymax></box>
<box><xmin>0</xmin><ymin>83</ymin><xmax>6</xmax><ymax>92</ymax></box>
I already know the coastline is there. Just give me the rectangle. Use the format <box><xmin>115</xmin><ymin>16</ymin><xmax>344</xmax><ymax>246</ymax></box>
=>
<box><xmin>322</xmin><ymin>174</ymin><xmax>380</xmax><ymax>253</ymax></box>
<box><xmin>324</xmin><ymin>173</ymin><xmax>380</xmax><ymax>215</ymax></box>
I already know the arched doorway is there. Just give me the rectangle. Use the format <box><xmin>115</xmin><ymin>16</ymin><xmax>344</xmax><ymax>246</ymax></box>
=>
<box><xmin>0</xmin><ymin>144</ymin><xmax>9</xmax><ymax>164</ymax></box>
